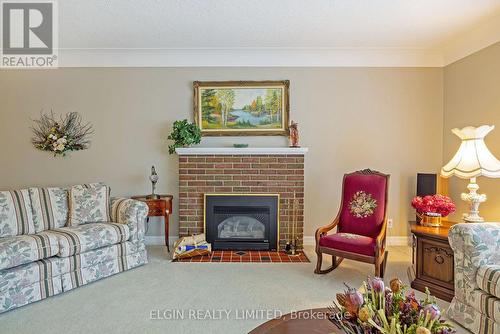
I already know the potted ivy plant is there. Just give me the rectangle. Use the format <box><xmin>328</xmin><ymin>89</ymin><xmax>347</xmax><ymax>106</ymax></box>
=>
<box><xmin>167</xmin><ymin>119</ymin><xmax>202</xmax><ymax>154</ymax></box>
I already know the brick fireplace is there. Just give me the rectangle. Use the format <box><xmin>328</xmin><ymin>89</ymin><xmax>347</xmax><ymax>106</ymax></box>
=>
<box><xmin>176</xmin><ymin>147</ymin><xmax>307</xmax><ymax>250</ymax></box>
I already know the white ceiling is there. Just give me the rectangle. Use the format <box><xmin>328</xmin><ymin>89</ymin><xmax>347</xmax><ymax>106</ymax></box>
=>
<box><xmin>58</xmin><ymin>0</ymin><xmax>500</xmax><ymax>67</ymax></box>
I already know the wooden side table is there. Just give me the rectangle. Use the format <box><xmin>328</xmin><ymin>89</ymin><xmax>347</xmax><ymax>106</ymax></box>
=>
<box><xmin>409</xmin><ymin>221</ymin><xmax>456</xmax><ymax>302</ymax></box>
<box><xmin>131</xmin><ymin>195</ymin><xmax>173</xmax><ymax>252</ymax></box>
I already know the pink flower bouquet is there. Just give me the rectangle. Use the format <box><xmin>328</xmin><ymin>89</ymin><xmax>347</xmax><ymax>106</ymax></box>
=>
<box><xmin>411</xmin><ymin>195</ymin><xmax>456</xmax><ymax>218</ymax></box>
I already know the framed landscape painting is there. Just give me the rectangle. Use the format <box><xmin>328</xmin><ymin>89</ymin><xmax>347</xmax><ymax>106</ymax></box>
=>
<box><xmin>194</xmin><ymin>80</ymin><xmax>289</xmax><ymax>136</ymax></box>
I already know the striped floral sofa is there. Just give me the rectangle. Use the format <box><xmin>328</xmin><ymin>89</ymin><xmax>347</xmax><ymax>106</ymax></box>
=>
<box><xmin>0</xmin><ymin>187</ymin><xmax>148</xmax><ymax>313</ymax></box>
<box><xmin>447</xmin><ymin>223</ymin><xmax>500</xmax><ymax>334</ymax></box>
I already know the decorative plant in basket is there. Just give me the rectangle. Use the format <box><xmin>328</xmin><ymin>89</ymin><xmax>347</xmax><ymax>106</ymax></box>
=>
<box><xmin>328</xmin><ymin>277</ymin><xmax>455</xmax><ymax>334</ymax></box>
<box><xmin>411</xmin><ymin>195</ymin><xmax>456</xmax><ymax>227</ymax></box>
<box><xmin>31</xmin><ymin>111</ymin><xmax>93</xmax><ymax>157</ymax></box>
<box><xmin>167</xmin><ymin>119</ymin><xmax>202</xmax><ymax>154</ymax></box>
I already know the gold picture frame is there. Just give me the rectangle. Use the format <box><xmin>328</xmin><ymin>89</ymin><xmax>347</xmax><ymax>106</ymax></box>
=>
<box><xmin>193</xmin><ymin>80</ymin><xmax>290</xmax><ymax>136</ymax></box>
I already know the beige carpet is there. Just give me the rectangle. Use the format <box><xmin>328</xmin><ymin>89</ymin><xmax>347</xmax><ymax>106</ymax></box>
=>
<box><xmin>0</xmin><ymin>246</ymin><xmax>467</xmax><ymax>334</ymax></box>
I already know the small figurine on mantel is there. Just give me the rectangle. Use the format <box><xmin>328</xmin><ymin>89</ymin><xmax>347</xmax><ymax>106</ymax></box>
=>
<box><xmin>289</xmin><ymin>121</ymin><xmax>300</xmax><ymax>148</ymax></box>
<box><xmin>148</xmin><ymin>166</ymin><xmax>160</xmax><ymax>199</ymax></box>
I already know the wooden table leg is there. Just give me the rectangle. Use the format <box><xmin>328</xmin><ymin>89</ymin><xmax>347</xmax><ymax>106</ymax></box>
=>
<box><xmin>164</xmin><ymin>211</ymin><xmax>170</xmax><ymax>252</ymax></box>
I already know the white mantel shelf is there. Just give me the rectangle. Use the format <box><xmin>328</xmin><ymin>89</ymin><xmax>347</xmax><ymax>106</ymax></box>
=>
<box><xmin>175</xmin><ymin>147</ymin><xmax>309</xmax><ymax>155</ymax></box>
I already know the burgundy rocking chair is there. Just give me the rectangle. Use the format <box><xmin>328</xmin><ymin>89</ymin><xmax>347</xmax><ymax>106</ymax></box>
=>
<box><xmin>314</xmin><ymin>169</ymin><xmax>390</xmax><ymax>277</ymax></box>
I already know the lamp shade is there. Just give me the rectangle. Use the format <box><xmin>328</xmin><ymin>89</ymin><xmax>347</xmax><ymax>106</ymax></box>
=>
<box><xmin>441</xmin><ymin>125</ymin><xmax>500</xmax><ymax>179</ymax></box>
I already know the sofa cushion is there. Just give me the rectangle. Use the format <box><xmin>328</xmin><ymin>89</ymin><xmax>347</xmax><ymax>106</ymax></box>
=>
<box><xmin>477</xmin><ymin>265</ymin><xmax>500</xmax><ymax>299</ymax></box>
<box><xmin>68</xmin><ymin>184</ymin><xmax>111</xmax><ymax>226</ymax></box>
<box><xmin>0</xmin><ymin>190</ymin><xmax>36</xmax><ymax>237</ymax></box>
<box><xmin>0</xmin><ymin>232</ymin><xmax>59</xmax><ymax>271</ymax></box>
<box><xmin>319</xmin><ymin>232</ymin><xmax>376</xmax><ymax>256</ymax></box>
<box><xmin>29</xmin><ymin>187</ymin><xmax>69</xmax><ymax>231</ymax></box>
<box><xmin>468</xmin><ymin>289</ymin><xmax>500</xmax><ymax>324</ymax></box>
<box><xmin>49</xmin><ymin>222</ymin><xmax>130</xmax><ymax>257</ymax></box>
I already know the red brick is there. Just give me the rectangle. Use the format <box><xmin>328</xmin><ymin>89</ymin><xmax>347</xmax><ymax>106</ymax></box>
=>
<box><xmin>241</xmin><ymin>169</ymin><xmax>259</xmax><ymax>174</ymax></box>
<box><xmin>286</xmin><ymin>164</ymin><xmax>304</xmax><ymax>169</ymax></box>
<box><xmin>187</xmin><ymin>157</ymin><xmax>206</xmax><ymax>162</ymax></box>
<box><xmin>197</xmin><ymin>175</ymin><xmax>215</xmax><ymax>180</ymax></box>
<box><xmin>223</xmin><ymin>157</ymin><xmax>242</xmax><ymax>162</ymax></box>
<box><xmin>222</xmin><ymin>181</ymin><xmax>241</xmax><ymax>186</ymax></box>
<box><xmin>233</xmin><ymin>163</ymin><xmax>250</xmax><ymax>168</ymax></box>
<box><xmin>260</xmin><ymin>157</ymin><xmax>277</xmax><ymax>163</ymax></box>
<box><xmin>197</xmin><ymin>163</ymin><xmax>215</xmax><ymax>169</ymax></box>
<box><xmin>214</xmin><ymin>175</ymin><xmax>232</xmax><ymax>180</ymax></box>
<box><xmin>188</xmin><ymin>169</ymin><xmax>205</xmax><ymax>174</ymax></box>
<box><xmin>233</xmin><ymin>187</ymin><xmax>251</xmax><ymax>192</ymax></box>
<box><xmin>206</xmin><ymin>181</ymin><xmax>223</xmax><ymax>186</ymax></box>
<box><xmin>179</xmin><ymin>175</ymin><xmax>197</xmax><ymax>180</ymax></box>
<box><xmin>206</xmin><ymin>157</ymin><xmax>224</xmax><ymax>162</ymax></box>
<box><xmin>241</xmin><ymin>157</ymin><xmax>260</xmax><ymax>163</ymax></box>
<box><xmin>277</xmin><ymin>157</ymin><xmax>296</xmax><ymax>163</ymax></box>
<box><xmin>224</xmin><ymin>169</ymin><xmax>241</xmax><ymax>174</ymax></box>
<box><xmin>232</xmin><ymin>175</ymin><xmax>250</xmax><ymax>180</ymax></box>
<box><xmin>250</xmin><ymin>175</ymin><xmax>269</xmax><ymax>180</ymax></box>
<box><xmin>214</xmin><ymin>187</ymin><xmax>232</xmax><ymax>192</ymax></box>
<box><xmin>187</xmin><ymin>181</ymin><xmax>206</xmax><ymax>186</ymax></box>
<box><xmin>269</xmin><ymin>163</ymin><xmax>285</xmax><ymax>169</ymax></box>
<box><xmin>214</xmin><ymin>163</ymin><xmax>232</xmax><ymax>168</ymax></box>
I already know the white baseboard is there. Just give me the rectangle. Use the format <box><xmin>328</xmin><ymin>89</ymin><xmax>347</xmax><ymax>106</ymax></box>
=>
<box><xmin>303</xmin><ymin>236</ymin><xmax>410</xmax><ymax>246</ymax></box>
<box><xmin>387</xmin><ymin>236</ymin><xmax>412</xmax><ymax>246</ymax></box>
<box><xmin>145</xmin><ymin>236</ymin><xmax>179</xmax><ymax>246</ymax></box>
<box><xmin>303</xmin><ymin>236</ymin><xmax>315</xmax><ymax>246</ymax></box>
<box><xmin>146</xmin><ymin>235</ymin><xmax>411</xmax><ymax>246</ymax></box>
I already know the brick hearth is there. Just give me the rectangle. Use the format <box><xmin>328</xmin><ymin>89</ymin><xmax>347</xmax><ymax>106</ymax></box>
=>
<box><xmin>176</xmin><ymin>148</ymin><xmax>307</xmax><ymax>250</ymax></box>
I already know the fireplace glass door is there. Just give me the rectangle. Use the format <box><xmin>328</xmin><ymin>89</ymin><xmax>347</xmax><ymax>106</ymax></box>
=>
<box><xmin>205</xmin><ymin>195</ymin><xmax>278</xmax><ymax>250</ymax></box>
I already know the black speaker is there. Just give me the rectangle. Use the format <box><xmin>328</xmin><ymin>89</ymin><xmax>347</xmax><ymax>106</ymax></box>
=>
<box><xmin>417</xmin><ymin>173</ymin><xmax>438</xmax><ymax>197</ymax></box>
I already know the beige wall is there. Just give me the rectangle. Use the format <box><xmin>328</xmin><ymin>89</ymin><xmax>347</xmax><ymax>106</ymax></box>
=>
<box><xmin>443</xmin><ymin>42</ymin><xmax>500</xmax><ymax>222</ymax></box>
<box><xmin>0</xmin><ymin>67</ymin><xmax>444</xmax><ymax>239</ymax></box>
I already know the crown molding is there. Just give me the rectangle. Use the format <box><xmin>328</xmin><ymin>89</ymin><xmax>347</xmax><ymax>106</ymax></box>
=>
<box><xmin>57</xmin><ymin>47</ymin><xmax>444</xmax><ymax>68</ymax></box>
<box><xmin>442</xmin><ymin>13</ymin><xmax>500</xmax><ymax>66</ymax></box>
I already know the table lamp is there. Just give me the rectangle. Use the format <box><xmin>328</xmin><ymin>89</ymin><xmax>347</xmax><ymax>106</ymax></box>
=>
<box><xmin>147</xmin><ymin>166</ymin><xmax>160</xmax><ymax>199</ymax></box>
<box><xmin>441</xmin><ymin>125</ymin><xmax>500</xmax><ymax>222</ymax></box>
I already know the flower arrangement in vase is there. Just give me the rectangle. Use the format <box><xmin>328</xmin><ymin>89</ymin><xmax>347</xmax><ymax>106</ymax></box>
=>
<box><xmin>328</xmin><ymin>277</ymin><xmax>455</xmax><ymax>334</ymax></box>
<box><xmin>411</xmin><ymin>195</ymin><xmax>456</xmax><ymax>227</ymax></box>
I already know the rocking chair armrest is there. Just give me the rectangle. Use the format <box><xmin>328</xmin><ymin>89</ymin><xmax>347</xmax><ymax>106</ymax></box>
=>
<box><xmin>315</xmin><ymin>217</ymin><xmax>340</xmax><ymax>241</ymax></box>
<box><xmin>375</xmin><ymin>219</ymin><xmax>388</xmax><ymax>251</ymax></box>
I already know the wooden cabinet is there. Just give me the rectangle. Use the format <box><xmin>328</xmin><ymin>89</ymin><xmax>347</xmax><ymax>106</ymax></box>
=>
<box><xmin>409</xmin><ymin>221</ymin><xmax>455</xmax><ymax>302</ymax></box>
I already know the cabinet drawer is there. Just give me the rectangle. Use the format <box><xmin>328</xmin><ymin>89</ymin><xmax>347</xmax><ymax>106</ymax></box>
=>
<box><xmin>417</xmin><ymin>238</ymin><xmax>454</xmax><ymax>289</ymax></box>
<box><xmin>148</xmin><ymin>207</ymin><xmax>164</xmax><ymax>216</ymax></box>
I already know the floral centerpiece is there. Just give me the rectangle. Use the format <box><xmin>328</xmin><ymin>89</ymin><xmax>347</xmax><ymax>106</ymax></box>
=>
<box><xmin>328</xmin><ymin>277</ymin><xmax>455</xmax><ymax>334</ymax></box>
<box><xmin>411</xmin><ymin>195</ymin><xmax>456</xmax><ymax>226</ymax></box>
<box><xmin>31</xmin><ymin>111</ymin><xmax>93</xmax><ymax>157</ymax></box>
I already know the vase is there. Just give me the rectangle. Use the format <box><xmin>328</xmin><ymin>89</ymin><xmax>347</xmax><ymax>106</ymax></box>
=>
<box><xmin>418</xmin><ymin>213</ymin><xmax>442</xmax><ymax>227</ymax></box>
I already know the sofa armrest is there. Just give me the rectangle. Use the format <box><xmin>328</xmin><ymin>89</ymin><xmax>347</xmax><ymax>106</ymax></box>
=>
<box><xmin>448</xmin><ymin>222</ymin><xmax>500</xmax><ymax>301</ymax></box>
<box><xmin>110</xmin><ymin>198</ymin><xmax>148</xmax><ymax>244</ymax></box>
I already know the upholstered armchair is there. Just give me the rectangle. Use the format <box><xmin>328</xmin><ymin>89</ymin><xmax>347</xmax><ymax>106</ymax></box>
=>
<box><xmin>314</xmin><ymin>169</ymin><xmax>390</xmax><ymax>277</ymax></box>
